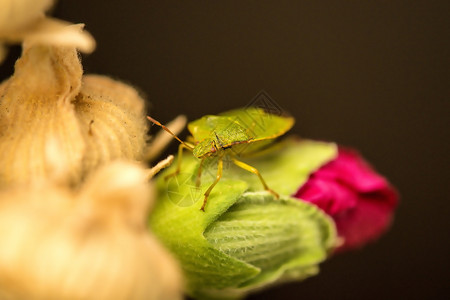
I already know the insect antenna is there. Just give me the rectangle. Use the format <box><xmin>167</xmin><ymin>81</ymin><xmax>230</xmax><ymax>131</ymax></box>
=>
<box><xmin>147</xmin><ymin>116</ymin><xmax>194</xmax><ymax>150</ymax></box>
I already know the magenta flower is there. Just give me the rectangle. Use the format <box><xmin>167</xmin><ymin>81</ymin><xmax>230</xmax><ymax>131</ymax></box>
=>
<box><xmin>293</xmin><ymin>147</ymin><xmax>398</xmax><ymax>252</ymax></box>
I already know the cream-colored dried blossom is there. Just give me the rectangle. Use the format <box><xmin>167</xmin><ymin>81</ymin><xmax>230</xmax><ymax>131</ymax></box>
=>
<box><xmin>0</xmin><ymin>161</ymin><xmax>183</xmax><ymax>300</ymax></box>
<box><xmin>75</xmin><ymin>75</ymin><xmax>149</xmax><ymax>175</ymax></box>
<box><xmin>0</xmin><ymin>42</ymin><xmax>149</xmax><ymax>186</ymax></box>
<box><xmin>0</xmin><ymin>44</ymin><xmax>85</xmax><ymax>185</ymax></box>
<box><xmin>0</xmin><ymin>0</ymin><xmax>53</xmax><ymax>34</ymax></box>
<box><xmin>0</xmin><ymin>0</ymin><xmax>95</xmax><ymax>61</ymax></box>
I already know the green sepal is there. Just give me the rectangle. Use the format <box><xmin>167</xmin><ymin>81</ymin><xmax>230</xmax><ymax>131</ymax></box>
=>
<box><xmin>150</xmin><ymin>164</ymin><xmax>260</xmax><ymax>293</ymax></box>
<box><xmin>200</xmin><ymin>192</ymin><xmax>336</xmax><ymax>299</ymax></box>
<box><xmin>201</xmin><ymin>137</ymin><xmax>337</xmax><ymax>195</ymax></box>
<box><xmin>150</xmin><ymin>138</ymin><xmax>338</xmax><ymax>299</ymax></box>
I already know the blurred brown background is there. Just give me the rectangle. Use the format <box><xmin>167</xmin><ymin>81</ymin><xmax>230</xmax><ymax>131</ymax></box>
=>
<box><xmin>1</xmin><ymin>1</ymin><xmax>449</xmax><ymax>299</ymax></box>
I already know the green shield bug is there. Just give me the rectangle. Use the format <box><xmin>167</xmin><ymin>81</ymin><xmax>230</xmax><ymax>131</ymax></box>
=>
<box><xmin>148</xmin><ymin>107</ymin><xmax>294</xmax><ymax>211</ymax></box>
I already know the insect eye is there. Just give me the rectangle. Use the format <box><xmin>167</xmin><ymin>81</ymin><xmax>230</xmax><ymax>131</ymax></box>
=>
<box><xmin>210</xmin><ymin>141</ymin><xmax>217</xmax><ymax>152</ymax></box>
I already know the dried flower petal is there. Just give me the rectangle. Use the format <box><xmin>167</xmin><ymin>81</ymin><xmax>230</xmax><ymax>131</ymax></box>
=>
<box><xmin>20</xmin><ymin>20</ymin><xmax>95</xmax><ymax>54</ymax></box>
<box><xmin>74</xmin><ymin>74</ymin><xmax>149</xmax><ymax>178</ymax></box>
<box><xmin>0</xmin><ymin>44</ymin><xmax>85</xmax><ymax>185</ymax></box>
<box><xmin>0</xmin><ymin>0</ymin><xmax>53</xmax><ymax>34</ymax></box>
<box><xmin>0</xmin><ymin>44</ymin><xmax>149</xmax><ymax>186</ymax></box>
<box><xmin>146</xmin><ymin>155</ymin><xmax>174</xmax><ymax>180</ymax></box>
<box><xmin>0</xmin><ymin>161</ymin><xmax>183</xmax><ymax>300</ymax></box>
<box><xmin>0</xmin><ymin>1</ymin><xmax>95</xmax><ymax>56</ymax></box>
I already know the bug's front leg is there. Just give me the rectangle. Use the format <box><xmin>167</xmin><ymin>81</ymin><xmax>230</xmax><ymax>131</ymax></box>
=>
<box><xmin>231</xmin><ymin>157</ymin><xmax>279</xmax><ymax>199</ymax></box>
<box><xmin>164</xmin><ymin>144</ymin><xmax>190</xmax><ymax>181</ymax></box>
<box><xmin>200</xmin><ymin>158</ymin><xmax>223</xmax><ymax>211</ymax></box>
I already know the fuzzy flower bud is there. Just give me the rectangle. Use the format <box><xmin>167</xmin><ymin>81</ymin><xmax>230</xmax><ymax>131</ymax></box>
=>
<box><xmin>0</xmin><ymin>43</ymin><xmax>148</xmax><ymax>186</ymax></box>
<box><xmin>0</xmin><ymin>0</ymin><xmax>95</xmax><ymax>61</ymax></box>
<box><xmin>0</xmin><ymin>161</ymin><xmax>183</xmax><ymax>300</ymax></box>
<box><xmin>150</xmin><ymin>138</ymin><xmax>338</xmax><ymax>299</ymax></box>
<box><xmin>0</xmin><ymin>0</ymin><xmax>53</xmax><ymax>34</ymax></box>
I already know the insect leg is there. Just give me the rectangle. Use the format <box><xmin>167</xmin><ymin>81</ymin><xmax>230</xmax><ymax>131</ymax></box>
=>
<box><xmin>231</xmin><ymin>158</ymin><xmax>279</xmax><ymax>199</ymax></box>
<box><xmin>196</xmin><ymin>157</ymin><xmax>206</xmax><ymax>187</ymax></box>
<box><xmin>164</xmin><ymin>143</ymin><xmax>191</xmax><ymax>181</ymax></box>
<box><xmin>200</xmin><ymin>158</ymin><xmax>223</xmax><ymax>211</ymax></box>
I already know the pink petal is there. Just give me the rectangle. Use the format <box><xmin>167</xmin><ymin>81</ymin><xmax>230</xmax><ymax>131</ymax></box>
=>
<box><xmin>293</xmin><ymin>145</ymin><xmax>399</xmax><ymax>252</ymax></box>
<box><xmin>295</xmin><ymin>177</ymin><xmax>358</xmax><ymax>215</ymax></box>
<box><xmin>322</xmin><ymin>148</ymin><xmax>390</xmax><ymax>193</ymax></box>
<box><xmin>334</xmin><ymin>193</ymin><xmax>395</xmax><ymax>252</ymax></box>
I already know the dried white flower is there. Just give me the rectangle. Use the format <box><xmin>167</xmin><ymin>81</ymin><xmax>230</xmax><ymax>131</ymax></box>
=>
<box><xmin>0</xmin><ymin>44</ymin><xmax>149</xmax><ymax>186</ymax></box>
<box><xmin>0</xmin><ymin>0</ymin><xmax>95</xmax><ymax>59</ymax></box>
<box><xmin>0</xmin><ymin>0</ymin><xmax>53</xmax><ymax>34</ymax></box>
<box><xmin>0</xmin><ymin>161</ymin><xmax>183</xmax><ymax>300</ymax></box>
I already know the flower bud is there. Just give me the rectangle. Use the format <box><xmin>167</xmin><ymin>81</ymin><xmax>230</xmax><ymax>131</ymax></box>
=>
<box><xmin>0</xmin><ymin>44</ymin><xmax>85</xmax><ymax>185</ymax></box>
<box><xmin>0</xmin><ymin>161</ymin><xmax>183</xmax><ymax>300</ymax></box>
<box><xmin>0</xmin><ymin>0</ymin><xmax>95</xmax><ymax>58</ymax></box>
<box><xmin>74</xmin><ymin>74</ymin><xmax>149</xmax><ymax>178</ymax></box>
<box><xmin>293</xmin><ymin>147</ymin><xmax>399</xmax><ymax>252</ymax></box>
<box><xmin>0</xmin><ymin>0</ymin><xmax>53</xmax><ymax>34</ymax></box>
<box><xmin>150</xmin><ymin>138</ymin><xmax>338</xmax><ymax>299</ymax></box>
<box><xmin>0</xmin><ymin>43</ymin><xmax>148</xmax><ymax>186</ymax></box>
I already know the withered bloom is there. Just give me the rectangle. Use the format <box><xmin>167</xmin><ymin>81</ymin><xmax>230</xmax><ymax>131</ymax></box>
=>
<box><xmin>0</xmin><ymin>1</ymin><xmax>183</xmax><ymax>299</ymax></box>
<box><xmin>0</xmin><ymin>0</ymin><xmax>95</xmax><ymax>62</ymax></box>
<box><xmin>0</xmin><ymin>161</ymin><xmax>183</xmax><ymax>300</ymax></box>
<box><xmin>0</xmin><ymin>42</ymin><xmax>149</xmax><ymax>186</ymax></box>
